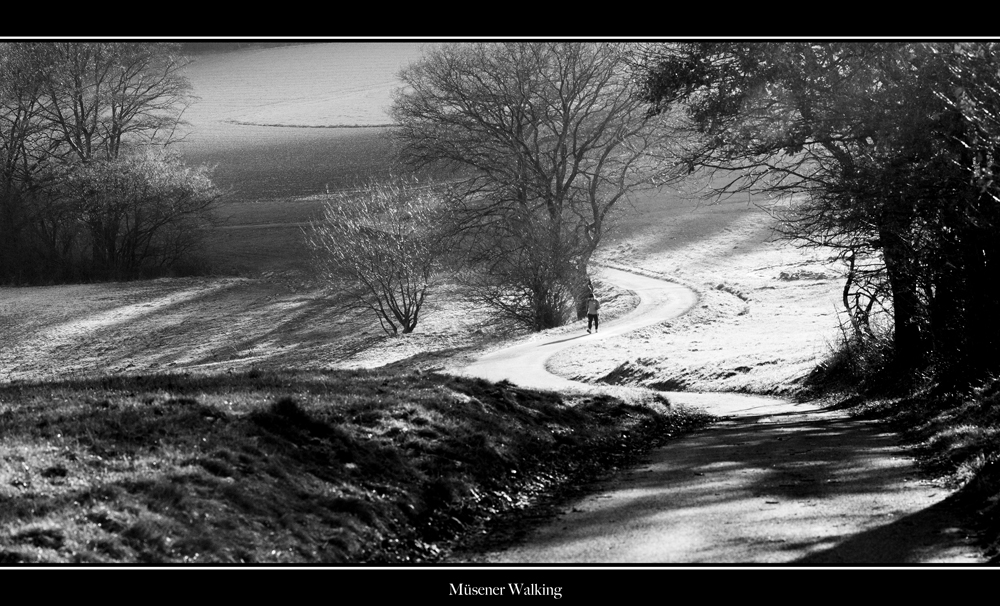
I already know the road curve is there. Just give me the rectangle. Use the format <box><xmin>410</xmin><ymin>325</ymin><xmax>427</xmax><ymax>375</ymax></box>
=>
<box><xmin>454</xmin><ymin>267</ymin><xmax>985</xmax><ymax>564</ymax></box>
<box><xmin>457</xmin><ymin>267</ymin><xmax>699</xmax><ymax>392</ymax></box>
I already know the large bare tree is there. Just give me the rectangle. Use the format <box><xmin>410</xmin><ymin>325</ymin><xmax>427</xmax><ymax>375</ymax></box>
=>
<box><xmin>391</xmin><ymin>42</ymin><xmax>675</xmax><ymax>330</ymax></box>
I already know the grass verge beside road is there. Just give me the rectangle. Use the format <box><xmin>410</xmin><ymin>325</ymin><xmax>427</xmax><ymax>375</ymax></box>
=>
<box><xmin>0</xmin><ymin>368</ymin><xmax>711</xmax><ymax>564</ymax></box>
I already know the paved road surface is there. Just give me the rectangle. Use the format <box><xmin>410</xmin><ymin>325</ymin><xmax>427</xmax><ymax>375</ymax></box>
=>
<box><xmin>455</xmin><ymin>268</ymin><xmax>985</xmax><ymax>564</ymax></box>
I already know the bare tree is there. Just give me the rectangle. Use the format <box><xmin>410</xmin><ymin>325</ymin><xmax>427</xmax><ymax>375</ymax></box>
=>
<box><xmin>305</xmin><ymin>179</ymin><xmax>441</xmax><ymax>336</ymax></box>
<box><xmin>391</xmin><ymin>42</ymin><xmax>676</xmax><ymax>330</ymax></box>
<box><xmin>34</xmin><ymin>42</ymin><xmax>192</xmax><ymax>162</ymax></box>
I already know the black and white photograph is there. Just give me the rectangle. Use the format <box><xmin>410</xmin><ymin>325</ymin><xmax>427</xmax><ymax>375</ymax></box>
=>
<box><xmin>1</xmin><ymin>39</ymin><xmax>998</xmax><ymax>579</ymax></box>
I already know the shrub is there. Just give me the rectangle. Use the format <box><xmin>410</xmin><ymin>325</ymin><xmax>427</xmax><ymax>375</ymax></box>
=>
<box><xmin>305</xmin><ymin>178</ymin><xmax>443</xmax><ymax>336</ymax></box>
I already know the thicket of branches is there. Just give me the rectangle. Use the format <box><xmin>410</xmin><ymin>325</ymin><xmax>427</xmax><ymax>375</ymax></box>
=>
<box><xmin>0</xmin><ymin>42</ymin><xmax>219</xmax><ymax>284</ymax></box>
<box><xmin>305</xmin><ymin>178</ymin><xmax>442</xmax><ymax>336</ymax></box>
<box><xmin>641</xmin><ymin>42</ymin><xmax>1000</xmax><ymax>385</ymax></box>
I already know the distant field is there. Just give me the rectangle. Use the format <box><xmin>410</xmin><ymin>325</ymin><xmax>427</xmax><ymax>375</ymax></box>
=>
<box><xmin>184</xmin><ymin>125</ymin><xmax>400</xmax><ymax>201</ymax></box>
<box><xmin>178</xmin><ymin>42</ymin><xmax>429</xmax><ymax>201</ymax></box>
<box><xmin>179</xmin><ymin>42</ymin><xmax>427</xmax><ymax>130</ymax></box>
<box><xmin>174</xmin><ymin>42</ymin><xmax>433</xmax><ymax>273</ymax></box>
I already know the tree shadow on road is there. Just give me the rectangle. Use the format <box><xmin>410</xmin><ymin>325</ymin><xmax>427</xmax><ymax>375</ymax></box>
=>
<box><xmin>464</xmin><ymin>400</ymin><xmax>986</xmax><ymax>564</ymax></box>
<box><xmin>789</xmin><ymin>493</ymin><xmax>982</xmax><ymax>564</ymax></box>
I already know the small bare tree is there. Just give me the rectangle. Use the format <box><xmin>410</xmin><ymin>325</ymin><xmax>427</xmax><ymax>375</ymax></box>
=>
<box><xmin>305</xmin><ymin>178</ymin><xmax>440</xmax><ymax>336</ymax></box>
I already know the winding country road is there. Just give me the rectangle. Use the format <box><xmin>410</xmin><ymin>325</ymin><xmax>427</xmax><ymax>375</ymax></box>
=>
<box><xmin>455</xmin><ymin>267</ymin><xmax>986</xmax><ymax>564</ymax></box>
<box><xmin>458</xmin><ymin>267</ymin><xmax>699</xmax><ymax>392</ymax></box>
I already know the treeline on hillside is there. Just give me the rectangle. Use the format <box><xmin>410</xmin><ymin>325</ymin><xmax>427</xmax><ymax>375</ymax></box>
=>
<box><xmin>641</xmin><ymin>42</ymin><xmax>1000</xmax><ymax>385</ymax></box>
<box><xmin>0</xmin><ymin>42</ymin><xmax>220</xmax><ymax>284</ymax></box>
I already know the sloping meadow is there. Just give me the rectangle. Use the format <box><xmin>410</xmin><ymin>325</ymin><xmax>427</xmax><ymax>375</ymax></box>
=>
<box><xmin>0</xmin><ymin>368</ymin><xmax>710</xmax><ymax>563</ymax></box>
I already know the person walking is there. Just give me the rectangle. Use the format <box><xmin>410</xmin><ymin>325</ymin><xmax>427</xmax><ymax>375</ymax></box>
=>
<box><xmin>586</xmin><ymin>294</ymin><xmax>601</xmax><ymax>333</ymax></box>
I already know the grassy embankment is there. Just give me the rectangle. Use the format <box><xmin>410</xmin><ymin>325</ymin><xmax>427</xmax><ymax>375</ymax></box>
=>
<box><xmin>0</xmin><ymin>369</ymin><xmax>710</xmax><ymax>563</ymax></box>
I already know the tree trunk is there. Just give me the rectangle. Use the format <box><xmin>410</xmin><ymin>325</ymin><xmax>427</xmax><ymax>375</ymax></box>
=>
<box><xmin>879</xmin><ymin>220</ymin><xmax>926</xmax><ymax>372</ymax></box>
<box><xmin>962</xmin><ymin>224</ymin><xmax>1000</xmax><ymax>375</ymax></box>
<box><xmin>569</xmin><ymin>247</ymin><xmax>595</xmax><ymax>320</ymax></box>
